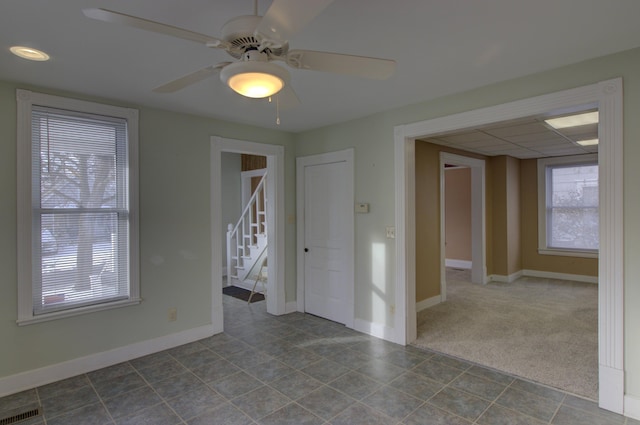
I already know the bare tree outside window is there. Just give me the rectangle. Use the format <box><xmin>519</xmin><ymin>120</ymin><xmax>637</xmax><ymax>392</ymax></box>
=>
<box><xmin>547</xmin><ymin>164</ymin><xmax>598</xmax><ymax>251</ymax></box>
<box><xmin>34</xmin><ymin>110</ymin><xmax>128</xmax><ymax>310</ymax></box>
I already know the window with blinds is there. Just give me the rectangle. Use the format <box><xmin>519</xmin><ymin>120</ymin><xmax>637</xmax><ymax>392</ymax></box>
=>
<box><xmin>537</xmin><ymin>154</ymin><xmax>599</xmax><ymax>257</ymax></box>
<box><xmin>17</xmin><ymin>90</ymin><xmax>139</xmax><ymax>324</ymax></box>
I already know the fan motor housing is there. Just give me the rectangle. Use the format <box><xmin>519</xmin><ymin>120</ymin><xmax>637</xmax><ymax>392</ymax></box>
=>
<box><xmin>221</xmin><ymin>15</ymin><xmax>287</xmax><ymax>59</ymax></box>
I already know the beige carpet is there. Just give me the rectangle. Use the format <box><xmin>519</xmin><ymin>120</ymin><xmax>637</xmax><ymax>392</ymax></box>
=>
<box><xmin>414</xmin><ymin>269</ymin><xmax>598</xmax><ymax>400</ymax></box>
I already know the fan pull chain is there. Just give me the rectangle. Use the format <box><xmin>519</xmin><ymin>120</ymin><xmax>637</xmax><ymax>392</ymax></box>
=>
<box><xmin>267</xmin><ymin>96</ymin><xmax>281</xmax><ymax>125</ymax></box>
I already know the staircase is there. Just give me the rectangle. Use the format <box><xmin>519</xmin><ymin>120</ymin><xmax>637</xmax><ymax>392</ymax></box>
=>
<box><xmin>226</xmin><ymin>172</ymin><xmax>267</xmax><ymax>287</ymax></box>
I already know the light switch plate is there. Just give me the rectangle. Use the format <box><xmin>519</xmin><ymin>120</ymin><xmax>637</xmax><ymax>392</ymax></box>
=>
<box><xmin>386</xmin><ymin>226</ymin><xmax>395</xmax><ymax>239</ymax></box>
<box><xmin>355</xmin><ymin>203</ymin><xmax>369</xmax><ymax>213</ymax></box>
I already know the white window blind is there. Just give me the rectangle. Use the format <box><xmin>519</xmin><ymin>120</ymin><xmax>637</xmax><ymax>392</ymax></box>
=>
<box><xmin>546</xmin><ymin>163</ymin><xmax>599</xmax><ymax>251</ymax></box>
<box><xmin>17</xmin><ymin>89</ymin><xmax>139</xmax><ymax>324</ymax></box>
<box><xmin>537</xmin><ymin>154</ymin><xmax>598</xmax><ymax>256</ymax></box>
<box><xmin>32</xmin><ymin>106</ymin><xmax>130</xmax><ymax>314</ymax></box>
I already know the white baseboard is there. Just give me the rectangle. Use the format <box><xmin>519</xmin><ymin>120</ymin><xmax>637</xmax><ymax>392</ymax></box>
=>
<box><xmin>522</xmin><ymin>269</ymin><xmax>598</xmax><ymax>284</ymax></box>
<box><xmin>487</xmin><ymin>269</ymin><xmax>597</xmax><ymax>284</ymax></box>
<box><xmin>416</xmin><ymin>295</ymin><xmax>442</xmax><ymax>312</ymax></box>
<box><xmin>0</xmin><ymin>324</ymin><xmax>217</xmax><ymax>398</ymax></box>
<box><xmin>488</xmin><ymin>270</ymin><xmax>523</xmax><ymax>283</ymax></box>
<box><xmin>353</xmin><ymin>318</ymin><xmax>397</xmax><ymax>344</ymax></box>
<box><xmin>445</xmin><ymin>259</ymin><xmax>472</xmax><ymax>269</ymax></box>
<box><xmin>285</xmin><ymin>301</ymin><xmax>297</xmax><ymax>314</ymax></box>
<box><xmin>624</xmin><ymin>394</ymin><xmax>640</xmax><ymax>420</ymax></box>
<box><xmin>599</xmin><ymin>364</ymin><xmax>624</xmax><ymax>414</ymax></box>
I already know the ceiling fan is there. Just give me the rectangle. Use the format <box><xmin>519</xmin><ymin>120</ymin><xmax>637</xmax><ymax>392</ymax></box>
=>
<box><xmin>83</xmin><ymin>0</ymin><xmax>396</xmax><ymax>102</ymax></box>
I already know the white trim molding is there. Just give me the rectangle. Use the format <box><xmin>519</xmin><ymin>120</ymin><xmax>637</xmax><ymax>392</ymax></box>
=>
<box><xmin>416</xmin><ymin>295</ymin><xmax>442</xmax><ymax>312</ymax></box>
<box><xmin>523</xmin><ymin>269</ymin><xmax>598</xmax><ymax>284</ymax></box>
<box><xmin>285</xmin><ymin>301</ymin><xmax>298</xmax><ymax>314</ymax></box>
<box><xmin>16</xmin><ymin>89</ymin><xmax>140</xmax><ymax>325</ymax></box>
<box><xmin>0</xmin><ymin>325</ymin><xmax>216</xmax><ymax>398</ymax></box>
<box><xmin>488</xmin><ymin>271</ymin><xmax>524</xmax><ymax>284</ymax></box>
<box><xmin>394</xmin><ymin>78</ymin><xmax>624</xmax><ymax>413</ymax></box>
<box><xmin>445</xmin><ymin>259</ymin><xmax>472</xmax><ymax>269</ymax></box>
<box><xmin>624</xmin><ymin>394</ymin><xmax>640</xmax><ymax>421</ymax></box>
<box><xmin>211</xmin><ymin>137</ymin><xmax>286</xmax><ymax>322</ymax></box>
<box><xmin>353</xmin><ymin>319</ymin><xmax>396</xmax><ymax>343</ymax></box>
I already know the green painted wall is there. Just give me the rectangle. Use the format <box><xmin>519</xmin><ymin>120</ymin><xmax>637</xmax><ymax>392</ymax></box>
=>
<box><xmin>2</xmin><ymin>46</ymin><xmax>640</xmax><ymax>400</ymax></box>
<box><xmin>0</xmin><ymin>81</ymin><xmax>295</xmax><ymax>378</ymax></box>
<box><xmin>295</xmin><ymin>47</ymin><xmax>640</xmax><ymax>396</ymax></box>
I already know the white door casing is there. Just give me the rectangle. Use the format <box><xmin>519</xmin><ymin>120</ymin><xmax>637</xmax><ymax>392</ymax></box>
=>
<box><xmin>211</xmin><ymin>137</ymin><xmax>285</xmax><ymax>325</ymax></box>
<box><xmin>439</xmin><ymin>153</ymin><xmax>487</xmax><ymax>302</ymax></box>
<box><xmin>297</xmin><ymin>149</ymin><xmax>354</xmax><ymax>328</ymax></box>
<box><xmin>394</xmin><ymin>78</ymin><xmax>624</xmax><ymax>413</ymax></box>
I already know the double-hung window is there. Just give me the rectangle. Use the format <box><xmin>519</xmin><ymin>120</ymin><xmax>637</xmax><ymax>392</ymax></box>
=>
<box><xmin>537</xmin><ymin>154</ymin><xmax>598</xmax><ymax>257</ymax></box>
<box><xmin>17</xmin><ymin>90</ymin><xmax>140</xmax><ymax>324</ymax></box>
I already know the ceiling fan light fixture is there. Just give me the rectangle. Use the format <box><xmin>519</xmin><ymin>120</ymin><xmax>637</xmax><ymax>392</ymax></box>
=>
<box><xmin>220</xmin><ymin>61</ymin><xmax>289</xmax><ymax>98</ymax></box>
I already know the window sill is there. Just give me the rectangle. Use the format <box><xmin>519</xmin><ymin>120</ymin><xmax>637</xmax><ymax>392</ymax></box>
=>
<box><xmin>538</xmin><ymin>248</ymin><xmax>598</xmax><ymax>259</ymax></box>
<box><xmin>17</xmin><ymin>298</ymin><xmax>142</xmax><ymax>326</ymax></box>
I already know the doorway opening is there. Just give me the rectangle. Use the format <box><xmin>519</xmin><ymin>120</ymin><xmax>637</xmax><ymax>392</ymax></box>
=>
<box><xmin>394</xmin><ymin>78</ymin><xmax>624</xmax><ymax>412</ymax></box>
<box><xmin>211</xmin><ymin>137</ymin><xmax>286</xmax><ymax>332</ymax></box>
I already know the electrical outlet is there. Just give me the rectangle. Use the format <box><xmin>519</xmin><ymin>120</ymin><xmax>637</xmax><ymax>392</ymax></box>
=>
<box><xmin>390</xmin><ymin>304</ymin><xmax>396</xmax><ymax>315</ymax></box>
<box><xmin>168</xmin><ymin>308</ymin><xmax>177</xmax><ymax>322</ymax></box>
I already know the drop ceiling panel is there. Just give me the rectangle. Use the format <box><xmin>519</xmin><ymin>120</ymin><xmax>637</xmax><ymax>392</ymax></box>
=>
<box><xmin>483</xmin><ymin>122</ymin><xmax>550</xmax><ymax>138</ymax></box>
<box><xmin>504</xmin><ymin>133</ymin><xmax>567</xmax><ymax>145</ymax></box>
<box><xmin>420</xmin><ymin>112</ymin><xmax>599</xmax><ymax>160</ymax></box>
<box><xmin>438</xmin><ymin>132</ymin><xmax>498</xmax><ymax>145</ymax></box>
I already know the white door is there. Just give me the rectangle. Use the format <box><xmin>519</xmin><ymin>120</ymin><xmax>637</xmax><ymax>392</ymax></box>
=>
<box><xmin>298</xmin><ymin>151</ymin><xmax>353</xmax><ymax>325</ymax></box>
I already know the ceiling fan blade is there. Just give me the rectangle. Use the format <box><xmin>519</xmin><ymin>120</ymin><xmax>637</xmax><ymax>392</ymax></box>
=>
<box><xmin>153</xmin><ymin>63</ymin><xmax>230</xmax><ymax>93</ymax></box>
<box><xmin>274</xmin><ymin>85</ymin><xmax>300</xmax><ymax>109</ymax></box>
<box><xmin>284</xmin><ymin>50</ymin><xmax>396</xmax><ymax>80</ymax></box>
<box><xmin>83</xmin><ymin>8</ymin><xmax>230</xmax><ymax>49</ymax></box>
<box><xmin>255</xmin><ymin>0</ymin><xmax>334</xmax><ymax>48</ymax></box>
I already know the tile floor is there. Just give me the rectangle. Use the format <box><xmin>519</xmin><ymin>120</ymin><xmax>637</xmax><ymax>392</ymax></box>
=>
<box><xmin>1</xmin><ymin>294</ymin><xmax>639</xmax><ymax>425</ymax></box>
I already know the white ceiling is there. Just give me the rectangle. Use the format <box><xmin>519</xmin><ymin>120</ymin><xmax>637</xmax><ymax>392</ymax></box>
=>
<box><xmin>2</xmin><ymin>0</ymin><xmax>640</xmax><ymax>133</ymax></box>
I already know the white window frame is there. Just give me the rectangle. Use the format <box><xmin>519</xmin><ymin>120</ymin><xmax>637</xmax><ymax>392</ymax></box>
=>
<box><xmin>16</xmin><ymin>89</ymin><xmax>140</xmax><ymax>325</ymax></box>
<box><xmin>537</xmin><ymin>153</ymin><xmax>598</xmax><ymax>258</ymax></box>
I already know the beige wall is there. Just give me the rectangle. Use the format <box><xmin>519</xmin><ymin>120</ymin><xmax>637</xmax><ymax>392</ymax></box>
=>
<box><xmin>444</xmin><ymin>167</ymin><xmax>472</xmax><ymax>261</ymax></box>
<box><xmin>520</xmin><ymin>159</ymin><xmax>598</xmax><ymax>276</ymax></box>
<box><xmin>506</xmin><ymin>156</ymin><xmax>522</xmax><ymax>275</ymax></box>
<box><xmin>415</xmin><ymin>141</ymin><xmax>489</xmax><ymax>302</ymax></box>
<box><xmin>491</xmin><ymin>156</ymin><xmax>523</xmax><ymax>276</ymax></box>
<box><xmin>415</xmin><ymin>142</ymin><xmax>441</xmax><ymax>302</ymax></box>
<box><xmin>417</xmin><ymin>149</ymin><xmax>596</xmax><ymax>303</ymax></box>
<box><xmin>491</xmin><ymin>156</ymin><xmax>509</xmax><ymax>276</ymax></box>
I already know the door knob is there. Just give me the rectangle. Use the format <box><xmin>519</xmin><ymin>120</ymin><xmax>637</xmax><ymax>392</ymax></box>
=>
<box><xmin>304</xmin><ymin>248</ymin><xmax>309</xmax><ymax>252</ymax></box>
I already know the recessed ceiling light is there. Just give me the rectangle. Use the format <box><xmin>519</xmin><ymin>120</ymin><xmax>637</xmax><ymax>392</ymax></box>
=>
<box><xmin>577</xmin><ymin>139</ymin><xmax>599</xmax><ymax>146</ymax></box>
<box><xmin>545</xmin><ymin>111</ymin><xmax>599</xmax><ymax>129</ymax></box>
<box><xmin>10</xmin><ymin>46</ymin><xmax>50</xmax><ymax>61</ymax></box>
